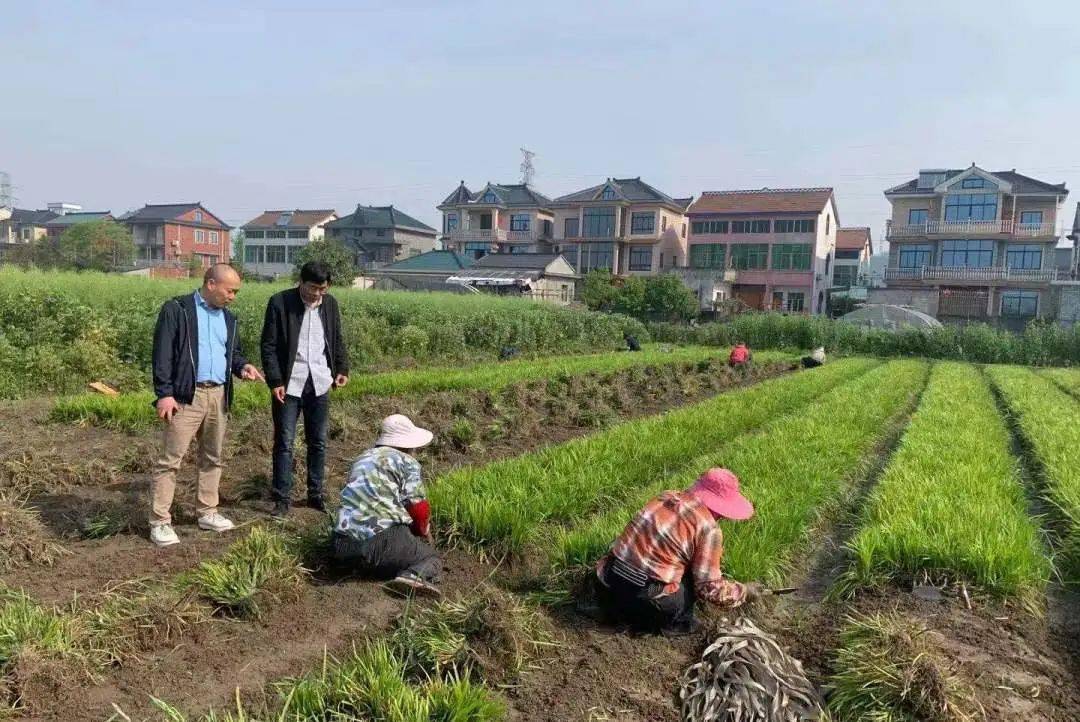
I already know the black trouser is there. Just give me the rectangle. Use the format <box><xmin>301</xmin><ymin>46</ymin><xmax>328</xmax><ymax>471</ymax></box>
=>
<box><xmin>598</xmin><ymin>564</ymin><xmax>697</xmax><ymax>633</ymax></box>
<box><xmin>272</xmin><ymin>377</ymin><xmax>329</xmax><ymax>503</ymax></box>
<box><xmin>332</xmin><ymin>525</ymin><xmax>441</xmax><ymax>582</ymax></box>
<box><xmin>801</xmin><ymin>356</ymin><xmax>823</xmax><ymax>369</ymax></box>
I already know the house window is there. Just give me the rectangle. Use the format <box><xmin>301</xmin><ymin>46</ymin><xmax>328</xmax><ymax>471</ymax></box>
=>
<box><xmin>630</xmin><ymin>212</ymin><xmax>655</xmax><ymax>234</ymax></box>
<box><xmin>582</xmin><ymin>207</ymin><xmax>616</xmax><ymax>238</ymax></box>
<box><xmin>898</xmin><ymin>244</ymin><xmax>933</xmax><ymax>269</ymax></box>
<box><xmin>681</xmin><ymin>223</ymin><xmax>686</xmax><ymax>239</ymax></box>
<box><xmin>246</xmin><ymin>230</ymin><xmax>264</xmax><ymax>239</ymax></box>
<box><xmin>960</xmin><ymin>176</ymin><xmax>994</xmax><ymax>189</ymax></box>
<box><xmin>628</xmin><ymin>245</ymin><xmax>653</xmax><ymax>271</ymax></box>
<box><xmin>194</xmin><ymin>210</ymin><xmax>203</xmax><ymax>222</ymax></box>
<box><xmin>464</xmin><ymin>242</ymin><xmax>489</xmax><ymax>260</ymax></box>
<box><xmin>825</xmin><ymin>252</ymin><xmax>830</xmax><ymax>274</ymax></box>
<box><xmin>1019</xmin><ymin>211</ymin><xmax>1043</xmax><ymax>228</ymax></box>
<box><xmin>908</xmin><ymin>209</ymin><xmax>929</xmax><ymax>225</ymax></box>
<box><xmin>785</xmin><ymin>292</ymin><xmax>805</xmax><ymax>312</ymax></box>
<box><xmin>510</xmin><ymin>214</ymin><xmax>531</xmax><ymax>232</ymax></box>
<box><xmin>732</xmin><ymin>220</ymin><xmax>770</xmax><ymax>233</ymax></box>
<box><xmin>195</xmin><ymin>229</ymin><xmax>207</xmax><ymax>243</ymax></box>
<box><xmin>825</xmin><ymin>215</ymin><xmax>830</xmax><ymax>234</ymax></box>
<box><xmin>771</xmin><ymin>244</ymin><xmax>813</xmax><ymax>271</ymax></box>
<box><xmin>560</xmin><ymin>284</ymin><xmax>571</xmax><ymax>302</ymax></box>
<box><xmin>833</xmin><ymin>265</ymin><xmax>858</xmax><ymax>288</ymax></box>
<box><xmin>1001</xmin><ymin>290</ymin><xmax>1038</xmax><ymax>318</ymax></box>
<box><xmin>572</xmin><ymin>242</ymin><xmax>614</xmax><ymax>272</ymax></box>
<box><xmin>692</xmin><ymin>220</ymin><xmax>729</xmax><ymax>234</ymax></box>
<box><xmin>774</xmin><ymin>219</ymin><xmax>815</xmax><ymax>233</ymax></box>
<box><xmin>662</xmin><ymin>216</ymin><xmax>667</xmax><ymax>231</ymax></box>
<box><xmin>730</xmin><ymin>243</ymin><xmax>769</xmax><ymax>270</ymax></box>
<box><xmin>542</xmin><ymin>219</ymin><xmax>553</xmax><ymax>238</ymax></box>
<box><xmin>287</xmin><ymin>230</ymin><xmax>306</xmax><ymax>239</ymax></box>
<box><xmin>481</xmin><ymin>192</ymin><xmax>497</xmax><ymax>203</ymax></box>
<box><xmin>564</xmin><ymin>217</ymin><xmax>579</xmax><ymax>238</ymax></box>
<box><xmin>376</xmin><ymin>229</ymin><xmax>386</xmax><ymax>237</ymax></box>
<box><xmin>689</xmin><ymin>244</ymin><xmax>725</xmax><ymax>269</ymax></box>
<box><xmin>287</xmin><ymin>245</ymin><xmax>304</xmax><ymax>263</ymax></box>
<box><xmin>600</xmin><ymin>187</ymin><xmax>616</xmax><ymax>200</ymax></box>
<box><xmin>244</xmin><ymin>245</ymin><xmax>264</xmax><ymax>264</ymax></box>
<box><xmin>1006</xmin><ymin>244</ymin><xmax>1043</xmax><ymax>270</ymax></box>
<box><xmin>267</xmin><ymin>230</ymin><xmax>286</xmax><ymax>239</ymax></box>
<box><xmin>210</xmin><ymin>231</ymin><xmax>219</xmax><ymax>244</ymax></box>
<box><xmin>266</xmin><ymin>245</ymin><xmax>287</xmax><ymax>263</ymax></box>
<box><xmin>945</xmin><ymin>193</ymin><xmax>997</xmax><ymax>221</ymax></box>
<box><xmin>940</xmin><ymin>239</ymin><xmax>994</xmax><ymax>268</ymax></box>
<box><xmin>445</xmin><ymin>213</ymin><xmax>459</xmax><ymax>233</ymax></box>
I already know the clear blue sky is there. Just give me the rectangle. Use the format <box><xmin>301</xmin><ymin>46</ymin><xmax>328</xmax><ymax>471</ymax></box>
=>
<box><xmin>5</xmin><ymin>0</ymin><xmax>1080</xmax><ymax>246</ymax></box>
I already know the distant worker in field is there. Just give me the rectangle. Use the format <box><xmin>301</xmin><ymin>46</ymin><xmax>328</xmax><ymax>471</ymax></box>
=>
<box><xmin>149</xmin><ymin>264</ymin><xmax>265</xmax><ymax>548</ymax></box>
<box><xmin>261</xmin><ymin>261</ymin><xmax>350</xmax><ymax>517</ymax></box>
<box><xmin>728</xmin><ymin>342</ymin><xmax>752</xmax><ymax>370</ymax></box>
<box><xmin>624</xmin><ymin>331</ymin><xmax>642</xmax><ymax>352</ymax></box>
<box><xmin>595</xmin><ymin>468</ymin><xmax>764</xmax><ymax>637</ymax></box>
<box><xmin>801</xmin><ymin>346</ymin><xmax>826</xmax><ymax>369</ymax></box>
<box><xmin>333</xmin><ymin>414</ymin><xmax>442</xmax><ymax>597</ymax></box>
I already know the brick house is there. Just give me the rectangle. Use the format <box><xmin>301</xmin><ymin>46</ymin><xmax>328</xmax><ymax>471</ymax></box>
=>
<box><xmin>240</xmin><ymin>209</ymin><xmax>338</xmax><ymax>278</ymax></box>
<box><xmin>124</xmin><ymin>203</ymin><xmax>231</xmax><ymax>267</ymax></box>
<box><xmin>681</xmin><ymin>188</ymin><xmax>839</xmax><ymax>314</ymax></box>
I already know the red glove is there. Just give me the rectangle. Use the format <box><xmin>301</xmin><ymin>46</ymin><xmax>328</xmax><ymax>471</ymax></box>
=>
<box><xmin>405</xmin><ymin>499</ymin><xmax>430</xmax><ymax>538</ymax></box>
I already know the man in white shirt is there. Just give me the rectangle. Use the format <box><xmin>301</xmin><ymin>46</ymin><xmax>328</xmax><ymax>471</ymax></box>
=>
<box><xmin>260</xmin><ymin>261</ymin><xmax>350</xmax><ymax>516</ymax></box>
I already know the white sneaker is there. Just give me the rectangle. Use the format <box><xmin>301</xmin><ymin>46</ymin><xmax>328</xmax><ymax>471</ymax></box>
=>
<box><xmin>150</xmin><ymin>523</ymin><xmax>179</xmax><ymax>547</ymax></box>
<box><xmin>197</xmin><ymin>512</ymin><xmax>235</xmax><ymax>533</ymax></box>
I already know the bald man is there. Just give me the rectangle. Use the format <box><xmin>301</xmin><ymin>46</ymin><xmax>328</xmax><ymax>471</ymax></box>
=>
<box><xmin>148</xmin><ymin>263</ymin><xmax>264</xmax><ymax>547</ymax></box>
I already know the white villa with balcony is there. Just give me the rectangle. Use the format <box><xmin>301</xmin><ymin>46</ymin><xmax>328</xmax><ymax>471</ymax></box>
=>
<box><xmin>881</xmin><ymin>165</ymin><xmax>1068</xmax><ymax>325</ymax></box>
<box><xmin>437</xmin><ymin>182</ymin><xmax>555</xmax><ymax>258</ymax></box>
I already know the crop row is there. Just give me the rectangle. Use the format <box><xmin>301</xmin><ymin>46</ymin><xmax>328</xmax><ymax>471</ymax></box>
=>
<box><xmin>431</xmin><ymin>358</ymin><xmax>880</xmax><ymax>555</ymax></box>
<box><xmin>49</xmin><ymin>346</ymin><xmax>790</xmax><ymax>432</ymax></box>
<box><xmin>987</xmin><ymin>366</ymin><xmax>1080</xmax><ymax>582</ymax></box>
<box><xmin>839</xmin><ymin>363</ymin><xmax>1049</xmax><ymax>607</ymax></box>
<box><xmin>1039</xmin><ymin>367</ymin><xmax>1080</xmax><ymax>400</ymax></box>
<box><xmin>545</xmin><ymin>360</ymin><xmax>927</xmax><ymax>584</ymax></box>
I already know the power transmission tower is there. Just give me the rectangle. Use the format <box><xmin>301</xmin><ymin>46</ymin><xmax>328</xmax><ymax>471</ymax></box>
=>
<box><xmin>519</xmin><ymin>148</ymin><xmax>535</xmax><ymax>186</ymax></box>
<box><xmin>0</xmin><ymin>172</ymin><xmax>14</xmax><ymax>210</ymax></box>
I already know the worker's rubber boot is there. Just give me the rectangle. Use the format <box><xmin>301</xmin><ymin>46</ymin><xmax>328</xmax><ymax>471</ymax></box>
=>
<box><xmin>385</xmin><ymin>572</ymin><xmax>442</xmax><ymax>598</ymax></box>
<box><xmin>660</xmin><ymin>617</ymin><xmax>702</xmax><ymax>638</ymax></box>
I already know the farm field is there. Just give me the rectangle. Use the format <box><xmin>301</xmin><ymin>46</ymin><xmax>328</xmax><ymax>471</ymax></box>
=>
<box><xmin>2</xmin><ymin>347</ymin><xmax>1080</xmax><ymax>720</ymax></box>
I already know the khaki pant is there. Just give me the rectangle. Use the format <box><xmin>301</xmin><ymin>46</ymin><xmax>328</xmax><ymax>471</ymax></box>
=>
<box><xmin>149</xmin><ymin>386</ymin><xmax>227</xmax><ymax>525</ymax></box>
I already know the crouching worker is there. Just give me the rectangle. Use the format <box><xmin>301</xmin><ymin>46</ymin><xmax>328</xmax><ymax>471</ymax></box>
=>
<box><xmin>728</xmin><ymin>342</ymin><xmax>752</xmax><ymax>370</ymax></box>
<box><xmin>595</xmin><ymin>468</ymin><xmax>763</xmax><ymax>637</ymax></box>
<box><xmin>801</xmin><ymin>346</ymin><xmax>826</xmax><ymax>369</ymax></box>
<box><xmin>333</xmin><ymin>414</ymin><xmax>441</xmax><ymax>597</ymax></box>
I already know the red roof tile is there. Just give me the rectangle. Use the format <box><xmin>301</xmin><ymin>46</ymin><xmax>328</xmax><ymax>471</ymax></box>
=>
<box><xmin>688</xmin><ymin>188</ymin><xmax>833</xmax><ymax>215</ymax></box>
<box><xmin>243</xmin><ymin>209</ymin><xmax>337</xmax><ymax>228</ymax></box>
<box><xmin>836</xmin><ymin>227</ymin><xmax>871</xmax><ymax>251</ymax></box>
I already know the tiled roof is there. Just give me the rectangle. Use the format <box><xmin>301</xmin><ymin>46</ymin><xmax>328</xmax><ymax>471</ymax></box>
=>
<box><xmin>474</xmin><ymin>253</ymin><xmax>560</xmax><ymax>270</ymax></box>
<box><xmin>327</xmin><ymin>205</ymin><xmax>436</xmax><ymax>233</ymax></box>
<box><xmin>242</xmin><ymin>209</ymin><xmax>337</xmax><ymax>229</ymax></box>
<box><xmin>885</xmin><ymin>169</ymin><xmax>1067</xmax><ymax>195</ymax></box>
<box><xmin>688</xmin><ymin>188</ymin><xmax>834</xmax><ymax>215</ymax></box>
<box><xmin>836</xmin><ymin>227</ymin><xmax>871</xmax><ymax>251</ymax></box>
<box><xmin>439</xmin><ymin>182</ymin><xmax>553</xmax><ymax>209</ymax></box>
<box><xmin>377</xmin><ymin>250</ymin><xmax>474</xmax><ymax>272</ymax></box>
<box><xmin>45</xmin><ymin>211</ymin><xmax>113</xmax><ymax>226</ymax></box>
<box><xmin>553</xmin><ymin>177</ymin><xmax>686</xmax><ymax>208</ymax></box>
<box><xmin>9</xmin><ymin>208</ymin><xmax>57</xmax><ymax>225</ymax></box>
<box><xmin>124</xmin><ymin>203</ymin><xmax>201</xmax><ymax>221</ymax></box>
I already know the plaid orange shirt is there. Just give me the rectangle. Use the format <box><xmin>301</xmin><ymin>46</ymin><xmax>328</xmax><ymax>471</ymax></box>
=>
<box><xmin>597</xmin><ymin>491</ymin><xmax>746</xmax><ymax>605</ymax></box>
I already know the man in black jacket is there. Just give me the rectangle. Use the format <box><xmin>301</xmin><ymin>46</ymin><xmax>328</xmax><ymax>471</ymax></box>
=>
<box><xmin>261</xmin><ymin>261</ymin><xmax>349</xmax><ymax>516</ymax></box>
<box><xmin>150</xmin><ymin>263</ymin><xmax>264</xmax><ymax>547</ymax></box>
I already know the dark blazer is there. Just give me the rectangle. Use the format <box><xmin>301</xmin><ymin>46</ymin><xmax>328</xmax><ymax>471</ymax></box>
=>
<box><xmin>151</xmin><ymin>293</ymin><xmax>249</xmax><ymax>410</ymax></box>
<box><xmin>260</xmin><ymin>288</ymin><xmax>349</xmax><ymax>391</ymax></box>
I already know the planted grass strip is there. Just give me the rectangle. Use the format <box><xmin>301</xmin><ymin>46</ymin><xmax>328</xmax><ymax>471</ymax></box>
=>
<box><xmin>49</xmin><ymin>344</ymin><xmax>768</xmax><ymax>432</ymax></box>
<box><xmin>988</xmin><ymin>366</ymin><xmax>1080</xmax><ymax>581</ymax></box>
<box><xmin>841</xmin><ymin>363</ymin><xmax>1049</xmax><ymax>605</ymax></box>
<box><xmin>1039</xmin><ymin>367</ymin><xmax>1080</xmax><ymax>400</ymax></box>
<box><xmin>548</xmin><ymin>360</ymin><xmax>925</xmax><ymax>580</ymax></box>
<box><xmin>433</xmin><ymin>358</ymin><xmax>879</xmax><ymax>555</ymax></box>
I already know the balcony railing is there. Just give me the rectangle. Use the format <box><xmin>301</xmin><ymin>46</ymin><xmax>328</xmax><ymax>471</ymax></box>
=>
<box><xmin>886</xmin><ymin>220</ymin><xmax>1058</xmax><ymax>239</ymax></box>
<box><xmin>447</xmin><ymin>229</ymin><xmax>508</xmax><ymax>242</ymax></box>
<box><xmin>885</xmin><ymin>266</ymin><xmax>1059</xmax><ymax>282</ymax></box>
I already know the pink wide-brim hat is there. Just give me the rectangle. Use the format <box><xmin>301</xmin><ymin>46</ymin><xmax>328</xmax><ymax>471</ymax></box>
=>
<box><xmin>376</xmin><ymin>414</ymin><xmax>434</xmax><ymax>449</ymax></box>
<box><xmin>688</xmin><ymin>468</ymin><xmax>754</xmax><ymax>520</ymax></box>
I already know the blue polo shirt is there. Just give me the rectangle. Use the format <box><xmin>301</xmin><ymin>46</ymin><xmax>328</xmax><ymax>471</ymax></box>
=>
<box><xmin>194</xmin><ymin>291</ymin><xmax>228</xmax><ymax>384</ymax></box>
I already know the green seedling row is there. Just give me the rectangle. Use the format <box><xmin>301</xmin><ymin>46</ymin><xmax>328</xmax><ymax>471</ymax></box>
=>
<box><xmin>1039</xmin><ymin>367</ymin><xmax>1080</xmax><ymax>400</ymax></box>
<box><xmin>841</xmin><ymin>363</ymin><xmax>1049</xmax><ymax>606</ymax></box>
<box><xmin>988</xmin><ymin>365</ymin><xmax>1080</xmax><ymax>582</ymax></box>
<box><xmin>431</xmin><ymin>358</ymin><xmax>880</xmax><ymax>556</ymax></box>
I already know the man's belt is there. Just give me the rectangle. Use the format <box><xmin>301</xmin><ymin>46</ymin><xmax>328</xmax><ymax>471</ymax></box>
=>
<box><xmin>196</xmin><ymin>381</ymin><xmax>222</xmax><ymax>388</ymax></box>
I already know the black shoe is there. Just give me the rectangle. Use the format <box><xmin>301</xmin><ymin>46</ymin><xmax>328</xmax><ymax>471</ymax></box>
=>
<box><xmin>307</xmin><ymin>496</ymin><xmax>326</xmax><ymax>512</ymax></box>
<box><xmin>660</xmin><ymin>618</ymin><xmax>702</xmax><ymax>638</ymax></box>
<box><xmin>271</xmin><ymin>500</ymin><xmax>290</xmax><ymax>517</ymax></box>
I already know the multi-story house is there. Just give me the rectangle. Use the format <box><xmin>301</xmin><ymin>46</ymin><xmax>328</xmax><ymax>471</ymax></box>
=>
<box><xmin>0</xmin><ymin>209</ymin><xmax>57</xmax><ymax>259</ymax></box>
<box><xmin>833</xmin><ymin>227</ymin><xmax>873</xmax><ymax>289</ymax></box>
<box><xmin>437</xmin><ymin>182</ymin><xmax>555</xmax><ymax>258</ymax></box>
<box><xmin>325</xmin><ymin>204</ymin><xmax>437</xmax><ymax>269</ymax></box>
<box><xmin>683</xmin><ymin>188</ymin><xmax>839</xmax><ymax>314</ymax></box>
<box><xmin>45</xmin><ymin>211</ymin><xmax>114</xmax><ymax>241</ymax></box>
<box><xmin>882</xmin><ymin>165</ymin><xmax>1068</xmax><ymax>325</ymax></box>
<box><xmin>124</xmin><ymin>203</ymin><xmax>231</xmax><ymax>267</ymax></box>
<box><xmin>240</xmin><ymin>209</ymin><xmax>337</xmax><ymax>278</ymax></box>
<box><xmin>550</xmin><ymin>177</ymin><xmax>691</xmax><ymax>275</ymax></box>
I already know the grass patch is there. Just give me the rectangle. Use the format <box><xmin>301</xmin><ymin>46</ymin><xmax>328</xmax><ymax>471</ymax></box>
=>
<box><xmin>185</xmin><ymin>527</ymin><xmax>306</xmax><ymax>618</ymax></box>
<box><xmin>0</xmin><ymin>495</ymin><xmax>65</xmax><ymax>571</ymax></box>
<box><xmin>827</xmin><ymin>611</ymin><xmax>976</xmax><ymax>721</ymax></box>
<box><xmin>838</xmin><ymin>363</ymin><xmax>1050</xmax><ymax>608</ymax></box>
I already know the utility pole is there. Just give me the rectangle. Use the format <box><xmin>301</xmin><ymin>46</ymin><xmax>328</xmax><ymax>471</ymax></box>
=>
<box><xmin>0</xmin><ymin>172</ymin><xmax>14</xmax><ymax>210</ymax></box>
<box><xmin>519</xmin><ymin>148</ymin><xmax>535</xmax><ymax>186</ymax></box>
